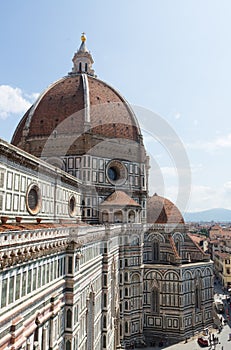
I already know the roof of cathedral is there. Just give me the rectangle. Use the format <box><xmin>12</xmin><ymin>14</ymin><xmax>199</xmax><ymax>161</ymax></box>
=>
<box><xmin>188</xmin><ymin>233</ymin><xmax>207</xmax><ymax>244</ymax></box>
<box><xmin>100</xmin><ymin>191</ymin><xmax>141</xmax><ymax>207</ymax></box>
<box><xmin>147</xmin><ymin>193</ymin><xmax>184</xmax><ymax>224</ymax></box>
<box><xmin>214</xmin><ymin>251</ymin><xmax>230</xmax><ymax>259</ymax></box>
<box><xmin>11</xmin><ymin>34</ymin><xmax>142</xmax><ymax>156</ymax></box>
<box><xmin>0</xmin><ymin>221</ymin><xmax>88</xmax><ymax>232</ymax></box>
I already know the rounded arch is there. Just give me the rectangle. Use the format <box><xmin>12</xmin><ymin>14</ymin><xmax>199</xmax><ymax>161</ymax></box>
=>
<box><xmin>194</xmin><ymin>269</ymin><xmax>203</xmax><ymax>279</ymax></box>
<box><xmin>147</xmin><ymin>232</ymin><xmax>165</xmax><ymax>243</ymax></box>
<box><xmin>173</xmin><ymin>232</ymin><xmax>184</xmax><ymax>256</ymax></box>
<box><xmin>65</xmin><ymin>340</ymin><xmax>71</xmax><ymax>350</ymax></box>
<box><xmin>144</xmin><ymin>270</ymin><xmax>163</xmax><ymax>281</ymax></box>
<box><xmin>128</xmin><ymin>209</ymin><xmax>136</xmax><ymax>223</ymax></box>
<box><xmin>130</xmin><ymin>235</ymin><xmax>140</xmax><ymax>246</ymax></box>
<box><xmin>183</xmin><ymin>270</ymin><xmax>193</xmax><ymax>280</ymax></box>
<box><xmin>45</xmin><ymin>156</ymin><xmax>64</xmax><ymax>169</ymax></box>
<box><xmin>183</xmin><ymin>270</ymin><xmax>193</xmax><ymax>293</ymax></box>
<box><xmin>130</xmin><ymin>272</ymin><xmax>141</xmax><ymax>306</ymax></box>
<box><xmin>131</xmin><ymin>272</ymin><xmax>141</xmax><ymax>282</ymax></box>
<box><xmin>164</xmin><ymin>270</ymin><xmax>180</xmax><ymax>280</ymax></box>
<box><xmin>66</xmin><ymin>309</ymin><xmax>72</xmax><ymax>328</ymax></box>
<box><xmin>102</xmin><ymin>210</ymin><xmax>109</xmax><ymax>223</ymax></box>
<box><xmin>172</xmin><ymin>232</ymin><xmax>184</xmax><ymax>242</ymax></box>
<box><xmin>194</xmin><ymin>274</ymin><xmax>202</xmax><ymax>310</ymax></box>
<box><xmin>203</xmin><ymin>266</ymin><xmax>213</xmax><ymax>276</ymax></box>
<box><xmin>151</xmin><ymin>279</ymin><xmax>160</xmax><ymax>314</ymax></box>
<box><xmin>124</xmin><ymin>271</ymin><xmax>129</xmax><ymax>282</ymax></box>
<box><xmin>114</xmin><ymin>210</ymin><xmax>123</xmax><ymax>223</ymax></box>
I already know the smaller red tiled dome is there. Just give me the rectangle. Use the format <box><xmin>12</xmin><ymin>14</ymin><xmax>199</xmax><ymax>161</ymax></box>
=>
<box><xmin>100</xmin><ymin>191</ymin><xmax>140</xmax><ymax>207</ymax></box>
<box><xmin>147</xmin><ymin>193</ymin><xmax>184</xmax><ymax>224</ymax></box>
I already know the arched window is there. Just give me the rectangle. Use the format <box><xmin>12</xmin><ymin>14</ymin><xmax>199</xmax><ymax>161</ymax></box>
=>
<box><xmin>85</xmin><ymin>63</ymin><xmax>88</xmax><ymax>72</ymax></box>
<box><xmin>131</xmin><ymin>236</ymin><xmax>139</xmax><ymax>246</ymax></box>
<box><xmin>103</xmin><ymin>293</ymin><xmax>107</xmax><ymax>307</ymax></box>
<box><xmin>124</xmin><ymin>272</ymin><xmax>128</xmax><ymax>282</ymax></box>
<box><xmin>79</xmin><ymin>62</ymin><xmax>82</xmax><ymax>72</ymax></box>
<box><xmin>131</xmin><ymin>274</ymin><xmax>140</xmax><ymax>309</ymax></box>
<box><xmin>66</xmin><ymin>340</ymin><xmax>71</xmax><ymax>350</ymax></box>
<box><xmin>125</xmin><ymin>287</ymin><xmax>128</xmax><ymax>296</ymax></box>
<box><xmin>125</xmin><ymin>301</ymin><xmax>129</xmax><ymax>310</ymax></box>
<box><xmin>175</xmin><ymin>239</ymin><xmax>181</xmax><ymax>255</ymax></box>
<box><xmin>125</xmin><ymin>321</ymin><xmax>129</xmax><ymax>333</ymax></box>
<box><xmin>34</xmin><ymin>325</ymin><xmax>39</xmax><ymax>341</ymax></box>
<box><xmin>103</xmin><ymin>275</ymin><xmax>107</xmax><ymax>286</ymax></box>
<box><xmin>151</xmin><ymin>288</ymin><xmax>159</xmax><ymax>314</ymax></box>
<box><xmin>103</xmin><ymin>315</ymin><xmax>107</xmax><ymax>328</ymax></box>
<box><xmin>103</xmin><ymin>335</ymin><xmax>107</xmax><ymax>348</ymax></box>
<box><xmin>102</xmin><ymin>211</ymin><xmax>109</xmax><ymax>223</ymax></box>
<box><xmin>111</xmin><ymin>260</ymin><xmax>116</xmax><ymax>317</ymax></box>
<box><xmin>195</xmin><ymin>284</ymin><xmax>201</xmax><ymax>309</ymax></box>
<box><xmin>152</xmin><ymin>241</ymin><xmax>160</xmax><ymax>262</ymax></box>
<box><xmin>66</xmin><ymin>309</ymin><xmax>72</xmax><ymax>328</ymax></box>
<box><xmin>114</xmin><ymin>210</ymin><xmax>123</xmax><ymax>223</ymax></box>
<box><xmin>128</xmin><ymin>210</ymin><xmax>135</xmax><ymax>223</ymax></box>
<box><xmin>87</xmin><ymin>291</ymin><xmax>95</xmax><ymax>349</ymax></box>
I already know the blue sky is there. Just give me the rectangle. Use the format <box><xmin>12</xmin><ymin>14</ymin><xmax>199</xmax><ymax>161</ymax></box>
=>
<box><xmin>0</xmin><ymin>0</ymin><xmax>231</xmax><ymax>212</ymax></box>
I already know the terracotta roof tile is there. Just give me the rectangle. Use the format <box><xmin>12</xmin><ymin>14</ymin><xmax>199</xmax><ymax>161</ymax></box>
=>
<box><xmin>214</xmin><ymin>251</ymin><xmax>230</xmax><ymax>259</ymax></box>
<box><xmin>100</xmin><ymin>191</ymin><xmax>140</xmax><ymax>207</ymax></box>
<box><xmin>189</xmin><ymin>234</ymin><xmax>206</xmax><ymax>244</ymax></box>
<box><xmin>147</xmin><ymin>193</ymin><xmax>184</xmax><ymax>224</ymax></box>
<box><xmin>11</xmin><ymin>75</ymin><xmax>141</xmax><ymax>156</ymax></box>
<box><xmin>0</xmin><ymin>222</ymin><xmax>87</xmax><ymax>233</ymax></box>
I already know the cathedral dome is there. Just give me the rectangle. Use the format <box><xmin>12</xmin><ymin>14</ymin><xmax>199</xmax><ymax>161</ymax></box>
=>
<box><xmin>11</xmin><ymin>34</ymin><xmax>142</xmax><ymax>158</ymax></box>
<box><xmin>147</xmin><ymin>193</ymin><xmax>184</xmax><ymax>224</ymax></box>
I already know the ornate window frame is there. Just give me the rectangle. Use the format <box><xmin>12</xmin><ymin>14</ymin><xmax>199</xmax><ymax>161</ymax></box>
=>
<box><xmin>26</xmin><ymin>183</ymin><xmax>42</xmax><ymax>215</ymax></box>
<box><xmin>106</xmin><ymin>160</ymin><xmax>128</xmax><ymax>185</ymax></box>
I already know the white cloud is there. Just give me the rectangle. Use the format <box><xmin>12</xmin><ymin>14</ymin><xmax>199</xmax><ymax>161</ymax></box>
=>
<box><xmin>187</xmin><ymin>133</ymin><xmax>231</xmax><ymax>152</ymax></box>
<box><xmin>174</xmin><ymin>112</ymin><xmax>181</xmax><ymax>120</ymax></box>
<box><xmin>193</xmin><ymin>119</ymin><xmax>198</xmax><ymax>126</ymax></box>
<box><xmin>160</xmin><ymin>166</ymin><xmax>176</xmax><ymax>177</ymax></box>
<box><xmin>148</xmin><ymin>181</ymin><xmax>231</xmax><ymax>213</ymax></box>
<box><xmin>224</xmin><ymin>181</ymin><xmax>231</xmax><ymax>191</ymax></box>
<box><xmin>0</xmin><ymin>85</ymin><xmax>38</xmax><ymax>120</ymax></box>
<box><xmin>186</xmin><ymin>183</ymin><xmax>231</xmax><ymax>212</ymax></box>
<box><xmin>25</xmin><ymin>92</ymin><xmax>40</xmax><ymax>101</ymax></box>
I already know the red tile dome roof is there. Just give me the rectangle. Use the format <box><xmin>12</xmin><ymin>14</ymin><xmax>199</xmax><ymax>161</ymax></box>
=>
<box><xmin>11</xmin><ymin>74</ymin><xmax>142</xmax><ymax>157</ymax></box>
<box><xmin>100</xmin><ymin>191</ymin><xmax>141</xmax><ymax>207</ymax></box>
<box><xmin>147</xmin><ymin>193</ymin><xmax>184</xmax><ymax>224</ymax></box>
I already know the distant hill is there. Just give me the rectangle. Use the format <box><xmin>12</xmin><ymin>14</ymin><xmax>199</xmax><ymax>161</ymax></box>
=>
<box><xmin>184</xmin><ymin>208</ymin><xmax>231</xmax><ymax>222</ymax></box>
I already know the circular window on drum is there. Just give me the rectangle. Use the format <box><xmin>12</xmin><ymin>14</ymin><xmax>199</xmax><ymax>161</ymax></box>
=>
<box><xmin>106</xmin><ymin>160</ymin><xmax>128</xmax><ymax>185</ymax></box>
<box><xmin>26</xmin><ymin>184</ymin><xmax>42</xmax><ymax>215</ymax></box>
<box><xmin>69</xmin><ymin>195</ymin><xmax>77</xmax><ymax>217</ymax></box>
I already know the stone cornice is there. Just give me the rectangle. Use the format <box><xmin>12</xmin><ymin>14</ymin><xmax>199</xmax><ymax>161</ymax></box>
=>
<box><xmin>0</xmin><ymin>138</ymin><xmax>82</xmax><ymax>189</ymax></box>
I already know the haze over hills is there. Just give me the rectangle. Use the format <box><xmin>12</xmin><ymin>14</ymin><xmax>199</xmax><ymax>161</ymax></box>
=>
<box><xmin>184</xmin><ymin>208</ymin><xmax>231</xmax><ymax>222</ymax></box>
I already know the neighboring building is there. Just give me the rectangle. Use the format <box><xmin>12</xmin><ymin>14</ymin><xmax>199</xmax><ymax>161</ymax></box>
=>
<box><xmin>213</xmin><ymin>251</ymin><xmax>231</xmax><ymax>289</ymax></box>
<box><xmin>208</xmin><ymin>223</ymin><xmax>231</xmax><ymax>289</ymax></box>
<box><xmin>209</xmin><ymin>236</ymin><xmax>231</xmax><ymax>289</ymax></box>
<box><xmin>0</xmin><ymin>34</ymin><xmax>214</xmax><ymax>350</ymax></box>
<box><xmin>188</xmin><ymin>234</ymin><xmax>209</xmax><ymax>253</ymax></box>
<box><xmin>209</xmin><ymin>224</ymin><xmax>231</xmax><ymax>240</ymax></box>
